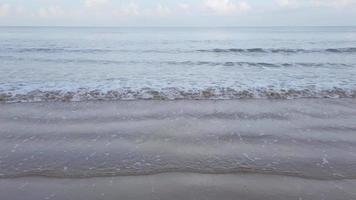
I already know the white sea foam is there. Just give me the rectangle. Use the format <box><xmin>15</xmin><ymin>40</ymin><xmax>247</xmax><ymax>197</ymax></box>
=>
<box><xmin>1</xmin><ymin>87</ymin><xmax>356</xmax><ymax>103</ymax></box>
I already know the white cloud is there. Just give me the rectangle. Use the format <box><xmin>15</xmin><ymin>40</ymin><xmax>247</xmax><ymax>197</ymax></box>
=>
<box><xmin>38</xmin><ymin>6</ymin><xmax>64</xmax><ymax>18</ymax></box>
<box><xmin>204</xmin><ymin>0</ymin><xmax>251</xmax><ymax>15</ymax></box>
<box><xmin>312</xmin><ymin>0</ymin><xmax>356</xmax><ymax>8</ymax></box>
<box><xmin>2</xmin><ymin>0</ymin><xmax>355</xmax><ymax>26</ymax></box>
<box><xmin>275</xmin><ymin>0</ymin><xmax>300</xmax><ymax>9</ymax></box>
<box><xmin>155</xmin><ymin>4</ymin><xmax>171</xmax><ymax>16</ymax></box>
<box><xmin>84</xmin><ymin>1</ymin><xmax>143</xmax><ymax>17</ymax></box>
<box><xmin>85</xmin><ymin>0</ymin><xmax>110</xmax><ymax>8</ymax></box>
<box><xmin>237</xmin><ymin>1</ymin><xmax>251</xmax><ymax>11</ymax></box>
<box><xmin>177</xmin><ymin>3</ymin><xmax>192</xmax><ymax>15</ymax></box>
<box><xmin>0</xmin><ymin>4</ymin><xmax>30</xmax><ymax>19</ymax></box>
<box><xmin>276</xmin><ymin>0</ymin><xmax>296</xmax><ymax>6</ymax></box>
<box><xmin>178</xmin><ymin>3</ymin><xmax>191</xmax><ymax>11</ymax></box>
<box><xmin>14</xmin><ymin>7</ymin><xmax>27</xmax><ymax>16</ymax></box>
<box><xmin>121</xmin><ymin>2</ymin><xmax>140</xmax><ymax>16</ymax></box>
<box><xmin>0</xmin><ymin>4</ymin><xmax>11</xmax><ymax>17</ymax></box>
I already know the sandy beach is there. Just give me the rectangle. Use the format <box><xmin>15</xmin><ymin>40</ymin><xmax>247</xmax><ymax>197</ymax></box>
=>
<box><xmin>1</xmin><ymin>99</ymin><xmax>356</xmax><ymax>199</ymax></box>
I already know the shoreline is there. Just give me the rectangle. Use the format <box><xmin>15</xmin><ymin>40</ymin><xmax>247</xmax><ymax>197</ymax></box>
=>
<box><xmin>1</xmin><ymin>96</ymin><xmax>356</xmax><ymax>104</ymax></box>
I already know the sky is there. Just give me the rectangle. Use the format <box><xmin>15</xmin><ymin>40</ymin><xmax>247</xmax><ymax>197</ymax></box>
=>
<box><xmin>0</xmin><ymin>0</ymin><xmax>356</xmax><ymax>26</ymax></box>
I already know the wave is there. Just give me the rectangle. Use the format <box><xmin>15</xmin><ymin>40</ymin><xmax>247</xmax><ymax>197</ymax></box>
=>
<box><xmin>166</xmin><ymin>61</ymin><xmax>353</xmax><ymax>68</ymax></box>
<box><xmin>198</xmin><ymin>47</ymin><xmax>356</xmax><ymax>54</ymax></box>
<box><xmin>3</xmin><ymin>47</ymin><xmax>356</xmax><ymax>54</ymax></box>
<box><xmin>0</xmin><ymin>167</ymin><xmax>321</xmax><ymax>179</ymax></box>
<box><xmin>1</xmin><ymin>87</ymin><xmax>355</xmax><ymax>103</ymax></box>
<box><xmin>1</xmin><ymin>47</ymin><xmax>182</xmax><ymax>54</ymax></box>
<box><xmin>5</xmin><ymin>47</ymin><xmax>113</xmax><ymax>53</ymax></box>
<box><xmin>0</xmin><ymin>55</ymin><xmax>352</xmax><ymax>68</ymax></box>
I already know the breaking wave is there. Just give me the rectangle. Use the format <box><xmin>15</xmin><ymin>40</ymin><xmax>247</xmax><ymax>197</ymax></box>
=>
<box><xmin>1</xmin><ymin>87</ymin><xmax>355</xmax><ymax>103</ymax></box>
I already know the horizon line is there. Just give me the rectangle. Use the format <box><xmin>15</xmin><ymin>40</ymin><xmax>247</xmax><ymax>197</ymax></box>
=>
<box><xmin>1</xmin><ymin>25</ymin><xmax>356</xmax><ymax>28</ymax></box>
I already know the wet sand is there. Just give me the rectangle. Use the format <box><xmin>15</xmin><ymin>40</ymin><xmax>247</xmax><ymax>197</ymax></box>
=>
<box><xmin>1</xmin><ymin>173</ymin><xmax>356</xmax><ymax>200</ymax></box>
<box><xmin>1</xmin><ymin>99</ymin><xmax>356</xmax><ymax>199</ymax></box>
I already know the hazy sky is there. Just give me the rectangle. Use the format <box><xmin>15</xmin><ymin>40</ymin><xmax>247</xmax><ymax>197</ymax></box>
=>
<box><xmin>0</xmin><ymin>0</ymin><xmax>356</xmax><ymax>26</ymax></box>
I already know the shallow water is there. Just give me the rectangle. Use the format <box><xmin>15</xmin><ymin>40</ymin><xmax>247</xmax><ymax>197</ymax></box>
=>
<box><xmin>1</xmin><ymin>99</ymin><xmax>356</xmax><ymax>199</ymax></box>
<box><xmin>1</xmin><ymin>99</ymin><xmax>356</xmax><ymax>179</ymax></box>
<box><xmin>1</xmin><ymin>27</ymin><xmax>356</xmax><ymax>102</ymax></box>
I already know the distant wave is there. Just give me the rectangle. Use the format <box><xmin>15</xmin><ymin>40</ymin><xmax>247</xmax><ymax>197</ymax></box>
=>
<box><xmin>6</xmin><ymin>47</ymin><xmax>113</xmax><ymax>53</ymax></box>
<box><xmin>1</xmin><ymin>47</ymin><xmax>181</xmax><ymax>54</ymax></box>
<box><xmin>197</xmin><ymin>47</ymin><xmax>356</xmax><ymax>54</ymax></box>
<box><xmin>3</xmin><ymin>47</ymin><xmax>356</xmax><ymax>54</ymax></box>
<box><xmin>1</xmin><ymin>87</ymin><xmax>355</xmax><ymax>103</ymax></box>
<box><xmin>166</xmin><ymin>61</ymin><xmax>353</xmax><ymax>68</ymax></box>
<box><xmin>0</xmin><ymin>55</ymin><xmax>352</xmax><ymax>68</ymax></box>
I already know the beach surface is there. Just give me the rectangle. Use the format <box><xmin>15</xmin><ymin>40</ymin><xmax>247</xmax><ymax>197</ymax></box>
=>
<box><xmin>1</xmin><ymin>99</ymin><xmax>356</xmax><ymax>199</ymax></box>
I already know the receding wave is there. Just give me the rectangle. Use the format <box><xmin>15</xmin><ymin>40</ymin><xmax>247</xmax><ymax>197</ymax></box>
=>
<box><xmin>0</xmin><ymin>167</ymin><xmax>318</xmax><ymax>179</ymax></box>
<box><xmin>1</xmin><ymin>87</ymin><xmax>355</xmax><ymax>103</ymax></box>
<box><xmin>198</xmin><ymin>47</ymin><xmax>356</xmax><ymax>54</ymax></box>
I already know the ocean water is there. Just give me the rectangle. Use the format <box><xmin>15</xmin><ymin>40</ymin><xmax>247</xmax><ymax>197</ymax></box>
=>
<box><xmin>1</xmin><ymin>26</ymin><xmax>356</xmax><ymax>102</ymax></box>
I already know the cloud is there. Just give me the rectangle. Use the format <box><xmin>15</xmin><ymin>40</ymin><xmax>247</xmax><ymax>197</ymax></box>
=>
<box><xmin>38</xmin><ymin>6</ymin><xmax>64</xmax><ymax>18</ymax></box>
<box><xmin>275</xmin><ymin>0</ymin><xmax>299</xmax><ymax>7</ymax></box>
<box><xmin>276</xmin><ymin>0</ymin><xmax>356</xmax><ymax>9</ymax></box>
<box><xmin>82</xmin><ymin>1</ymin><xmax>142</xmax><ymax>19</ymax></box>
<box><xmin>85</xmin><ymin>0</ymin><xmax>110</xmax><ymax>8</ymax></box>
<box><xmin>154</xmin><ymin>4</ymin><xmax>171</xmax><ymax>16</ymax></box>
<box><xmin>2</xmin><ymin>0</ymin><xmax>356</xmax><ymax>26</ymax></box>
<box><xmin>312</xmin><ymin>0</ymin><xmax>356</xmax><ymax>8</ymax></box>
<box><xmin>237</xmin><ymin>1</ymin><xmax>251</xmax><ymax>11</ymax></box>
<box><xmin>0</xmin><ymin>4</ymin><xmax>30</xmax><ymax>19</ymax></box>
<box><xmin>178</xmin><ymin>3</ymin><xmax>191</xmax><ymax>11</ymax></box>
<box><xmin>0</xmin><ymin>4</ymin><xmax>11</xmax><ymax>17</ymax></box>
<box><xmin>204</xmin><ymin>0</ymin><xmax>251</xmax><ymax>15</ymax></box>
<box><xmin>14</xmin><ymin>6</ymin><xmax>27</xmax><ymax>16</ymax></box>
<box><xmin>121</xmin><ymin>2</ymin><xmax>140</xmax><ymax>16</ymax></box>
<box><xmin>176</xmin><ymin>3</ymin><xmax>192</xmax><ymax>15</ymax></box>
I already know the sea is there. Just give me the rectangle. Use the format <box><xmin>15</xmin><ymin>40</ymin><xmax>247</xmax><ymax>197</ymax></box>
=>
<box><xmin>1</xmin><ymin>26</ymin><xmax>356</xmax><ymax>102</ymax></box>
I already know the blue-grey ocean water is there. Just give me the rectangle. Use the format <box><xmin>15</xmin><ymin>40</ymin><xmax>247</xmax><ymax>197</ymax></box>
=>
<box><xmin>1</xmin><ymin>26</ymin><xmax>356</xmax><ymax>102</ymax></box>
